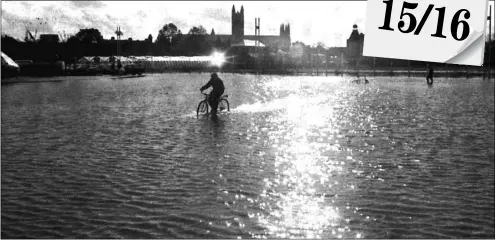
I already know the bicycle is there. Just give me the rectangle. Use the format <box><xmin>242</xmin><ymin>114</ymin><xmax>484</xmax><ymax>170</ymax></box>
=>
<box><xmin>197</xmin><ymin>92</ymin><xmax>230</xmax><ymax>116</ymax></box>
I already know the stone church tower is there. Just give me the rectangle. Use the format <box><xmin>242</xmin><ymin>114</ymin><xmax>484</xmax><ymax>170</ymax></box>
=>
<box><xmin>231</xmin><ymin>5</ymin><xmax>244</xmax><ymax>43</ymax></box>
<box><xmin>280</xmin><ymin>24</ymin><xmax>291</xmax><ymax>44</ymax></box>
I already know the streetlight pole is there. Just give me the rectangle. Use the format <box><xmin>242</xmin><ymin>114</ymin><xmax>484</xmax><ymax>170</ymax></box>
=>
<box><xmin>115</xmin><ymin>26</ymin><xmax>123</xmax><ymax>57</ymax></box>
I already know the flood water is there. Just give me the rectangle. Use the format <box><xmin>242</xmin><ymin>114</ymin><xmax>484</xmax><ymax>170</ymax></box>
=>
<box><xmin>1</xmin><ymin>73</ymin><xmax>494</xmax><ymax>239</ymax></box>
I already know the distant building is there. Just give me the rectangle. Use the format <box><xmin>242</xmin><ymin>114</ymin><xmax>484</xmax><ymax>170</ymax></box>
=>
<box><xmin>346</xmin><ymin>24</ymin><xmax>364</xmax><ymax>61</ymax></box>
<box><xmin>101</xmin><ymin>36</ymin><xmax>153</xmax><ymax>56</ymax></box>
<box><xmin>230</xmin><ymin>39</ymin><xmax>267</xmax><ymax>56</ymax></box>
<box><xmin>204</xmin><ymin>5</ymin><xmax>291</xmax><ymax>51</ymax></box>
<box><xmin>39</xmin><ymin>34</ymin><xmax>60</xmax><ymax>43</ymax></box>
<box><xmin>328</xmin><ymin>47</ymin><xmax>347</xmax><ymax>66</ymax></box>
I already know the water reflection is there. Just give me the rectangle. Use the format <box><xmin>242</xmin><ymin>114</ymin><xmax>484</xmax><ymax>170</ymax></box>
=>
<box><xmin>250</xmin><ymin>77</ymin><xmax>359</xmax><ymax>239</ymax></box>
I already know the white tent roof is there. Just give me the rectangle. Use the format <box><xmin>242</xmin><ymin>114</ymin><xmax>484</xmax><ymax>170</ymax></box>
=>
<box><xmin>99</xmin><ymin>56</ymin><xmax>110</xmax><ymax>62</ymax></box>
<box><xmin>77</xmin><ymin>55</ymin><xmax>218</xmax><ymax>63</ymax></box>
<box><xmin>1</xmin><ymin>52</ymin><xmax>19</xmax><ymax>68</ymax></box>
<box><xmin>77</xmin><ymin>56</ymin><xmax>93</xmax><ymax>63</ymax></box>
<box><xmin>131</xmin><ymin>56</ymin><xmax>149</xmax><ymax>61</ymax></box>
<box><xmin>148</xmin><ymin>56</ymin><xmax>212</xmax><ymax>62</ymax></box>
<box><xmin>231</xmin><ymin>39</ymin><xmax>266</xmax><ymax>47</ymax></box>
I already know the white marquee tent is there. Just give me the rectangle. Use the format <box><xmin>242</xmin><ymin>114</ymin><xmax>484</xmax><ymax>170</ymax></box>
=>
<box><xmin>76</xmin><ymin>55</ymin><xmax>219</xmax><ymax>70</ymax></box>
<box><xmin>1</xmin><ymin>52</ymin><xmax>20</xmax><ymax>68</ymax></box>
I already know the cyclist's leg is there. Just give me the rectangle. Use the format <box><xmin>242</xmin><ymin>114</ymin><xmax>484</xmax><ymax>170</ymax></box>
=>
<box><xmin>209</xmin><ymin>94</ymin><xmax>219</xmax><ymax>114</ymax></box>
<box><xmin>427</xmin><ymin>76</ymin><xmax>433</xmax><ymax>85</ymax></box>
<box><xmin>218</xmin><ymin>90</ymin><xmax>226</xmax><ymax>110</ymax></box>
<box><xmin>216</xmin><ymin>90</ymin><xmax>225</xmax><ymax>111</ymax></box>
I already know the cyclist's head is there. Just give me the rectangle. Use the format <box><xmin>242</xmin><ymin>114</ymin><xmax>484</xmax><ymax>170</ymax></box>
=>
<box><xmin>211</xmin><ymin>72</ymin><xmax>218</xmax><ymax>79</ymax></box>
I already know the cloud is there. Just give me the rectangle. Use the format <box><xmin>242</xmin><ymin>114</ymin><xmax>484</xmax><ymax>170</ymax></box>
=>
<box><xmin>1</xmin><ymin>10</ymin><xmax>24</xmax><ymax>39</ymax></box>
<box><xmin>136</xmin><ymin>10</ymin><xmax>147</xmax><ymax>20</ymax></box>
<box><xmin>302</xmin><ymin>21</ymin><xmax>312</xmax><ymax>37</ymax></box>
<box><xmin>202</xmin><ymin>8</ymin><xmax>230</xmax><ymax>24</ymax></box>
<box><xmin>1</xmin><ymin>7</ymin><xmax>57</xmax><ymax>40</ymax></box>
<box><xmin>70</xmin><ymin>1</ymin><xmax>105</xmax><ymax>9</ymax></box>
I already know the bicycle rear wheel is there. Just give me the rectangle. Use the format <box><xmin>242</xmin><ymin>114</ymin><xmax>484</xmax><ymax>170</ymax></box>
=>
<box><xmin>218</xmin><ymin>99</ymin><xmax>230</xmax><ymax>112</ymax></box>
<box><xmin>197</xmin><ymin>101</ymin><xmax>209</xmax><ymax>116</ymax></box>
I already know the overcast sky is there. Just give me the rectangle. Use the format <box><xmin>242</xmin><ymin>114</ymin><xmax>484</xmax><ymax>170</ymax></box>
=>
<box><xmin>1</xmin><ymin>1</ymin><xmax>494</xmax><ymax>47</ymax></box>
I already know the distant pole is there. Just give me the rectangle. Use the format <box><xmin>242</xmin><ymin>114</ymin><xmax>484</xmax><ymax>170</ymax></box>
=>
<box><xmin>341</xmin><ymin>50</ymin><xmax>344</xmax><ymax>76</ymax></box>
<box><xmin>300</xmin><ymin>55</ymin><xmax>302</xmax><ymax>75</ymax></box>
<box><xmin>310</xmin><ymin>54</ymin><xmax>312</xmax><ymax>75</ymax></box>
<box><xmin>282</xmin><ymin>53</ymin><xmax>285</xmax><ymax>75</ymax></box>
<box><xmin>390</xmin><ymin>60</ymin><xmax>392</xmax><ymax>76</ymax></box>
<box><xmin>445</xmin><ymin>63</ymin><xmax>448</xmax><ymax>79</ymax></box>
<box><xmin>408</xmin><ymin>60</ymin><xmax>411</xmax><ymax>78</ymax></box>
<box><xmin>373</xmin><ymin>57</ymin><xmax>376</xmax><ymax>76</ymax></box>
<box><xmin>325</xmin><ymin>51</ymin><xmax>328</xmax><ymax>76</ymax></box>
<box><xmin>356</xmin><ymin>58</ymin><xmax>359</xmax><ymax>78</ymax></box>
<box><xmin>115</xmin><ymin>26</ymin><xmax>123</xmax><ymax>57</ymax></box>
<box><xmin>316</xmin><ymin>50</ymin><xmax>319</xmax><ymax>76</ymax></box>
<box><xmin>255</xmin><ymin>17</ymin><xmax>260</xmax><ymax>75</ymax></box>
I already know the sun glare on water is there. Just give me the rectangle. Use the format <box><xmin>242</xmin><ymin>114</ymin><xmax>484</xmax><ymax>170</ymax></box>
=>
<box><xmin>249</xmin><ymin>79</ymin><xmax>348</xmax><ymax>239</ymax></box>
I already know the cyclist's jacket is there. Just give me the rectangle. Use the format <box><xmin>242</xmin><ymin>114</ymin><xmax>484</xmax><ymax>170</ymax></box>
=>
<box><xmin>201</xmin><ymin>77</ymin><xmax>225</xmax><ymax>95</ymax></box>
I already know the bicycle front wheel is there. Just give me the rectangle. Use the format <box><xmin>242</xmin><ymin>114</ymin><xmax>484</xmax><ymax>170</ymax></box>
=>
<box><xmin>197</xmin><ymin>101</ymin><xmax>209</xmax><ymax>116</ymax></box>
<box><xmin>218</xmin><ymin>99</ymin><xmax>230</xmax><ymax>112</ymax></box>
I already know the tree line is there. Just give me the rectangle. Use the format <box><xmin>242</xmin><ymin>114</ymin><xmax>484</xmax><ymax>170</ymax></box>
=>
<box><xmin>1</xmin><ymin>23</ymin><xmax>231</xmax><ymax>63</ymax></box>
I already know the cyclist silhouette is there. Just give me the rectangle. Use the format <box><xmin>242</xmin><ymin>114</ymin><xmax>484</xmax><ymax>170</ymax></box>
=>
<box><xmin>200</xmin><ymin>72</ymin><xmax>225</xmax><ymax>115</ymax></box>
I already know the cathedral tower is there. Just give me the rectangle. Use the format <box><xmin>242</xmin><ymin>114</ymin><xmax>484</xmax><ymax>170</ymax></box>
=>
<box><xmin>232</xmin><ymin>5</ymin><xmax>244</xmax><ymax>43</ymax></box>
<box><xmin>279</xmin><ymin>24</ymin><xmax>291</xmax><ymax>50</ymax></box>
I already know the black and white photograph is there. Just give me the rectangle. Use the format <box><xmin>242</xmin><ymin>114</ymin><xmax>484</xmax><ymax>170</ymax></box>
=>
<box><xmin>1</xmin><ymin>1</ymin><xmax>494</xmax><ymax>239</ymax></box>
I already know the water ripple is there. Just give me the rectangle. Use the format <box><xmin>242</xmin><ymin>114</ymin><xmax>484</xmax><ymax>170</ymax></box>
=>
<box><xmin>1</xmin><ymin>74</ymin><xmax>494</xmax><ymax>238</ymax></box>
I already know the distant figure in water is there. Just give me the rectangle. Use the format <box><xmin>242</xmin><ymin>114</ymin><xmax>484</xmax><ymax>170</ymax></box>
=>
<box><xmin>352</xmin><ymin>76</ymin><xmax>369</xmax><ymax>84</ymax></box>
<box><xmin>117</xmin><ymin>60</ymin><xmax>123</xmax><ymax>70</ymax></box>
<box><xmin>426</xmin><ymin>64</ymin><xmax>434</xmax><ymax>85</ymax></box>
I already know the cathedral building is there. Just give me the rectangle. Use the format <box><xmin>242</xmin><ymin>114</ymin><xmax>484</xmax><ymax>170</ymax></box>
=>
<box><xmin>205</xmin><ymin>5</ymin><xmax>291</xmax><ymax>51</ymax></box>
